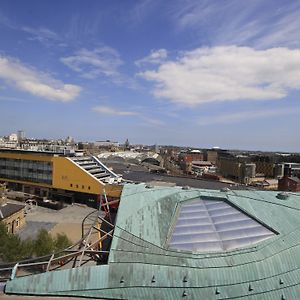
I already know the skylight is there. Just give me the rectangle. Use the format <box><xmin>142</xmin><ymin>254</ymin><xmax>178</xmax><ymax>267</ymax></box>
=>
<box><xmin>169</xmin><ymin>197</ymin><xmax>275</xmax><ymax>252</ymax></box>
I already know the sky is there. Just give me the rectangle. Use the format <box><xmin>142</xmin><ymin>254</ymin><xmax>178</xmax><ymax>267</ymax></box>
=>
<box><xmin>0</xmin><ymin>0</ymin><xmax>299</xmax><ymax>152</ymax></box>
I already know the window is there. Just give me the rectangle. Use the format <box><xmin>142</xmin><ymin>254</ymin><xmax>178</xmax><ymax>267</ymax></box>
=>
<box><xmin>88</xmin><ymin>186</ymin><xmax>91</xmax><ymax>190</ymax></box>
<box><xmin>76</xmin><ymin>184</ymin><xmax>78</xmax><ymax>188</ymax></box>
<box><xmin>15</xmin><ymin>218</ymin><xmax>20</xmax><ymax>228</ymax></box>
<box><xmin>82</xmin><ymin>185</ymin><xmax>84</xmax><ymax>189</ymax></box>
<box><xmin>70</xmin><ymin>184</ymin><xmax>73</xmax><ymax>187</ymax></box>
<box><xmin>168</xmin><ymin>197</ymin><xmax>276</xmax><ymax>253</ymax></box>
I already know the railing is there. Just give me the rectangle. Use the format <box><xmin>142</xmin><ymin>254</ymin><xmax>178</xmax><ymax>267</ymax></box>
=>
<box><xmin>0</xmin><ymin>196</ymin><xmax>119</xmax><ymax>283</ymax></box>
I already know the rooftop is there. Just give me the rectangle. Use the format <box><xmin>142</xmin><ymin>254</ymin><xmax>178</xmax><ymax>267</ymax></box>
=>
<box><xmin>288</xmin><ymin>176</ymin><xmax>300</xmax><ymax>183</ymax></box>
<box><xmin>0</xmin><ymin>148</ymin><xmax>72</xmax><ymax>157</ymax></box>
<box><xmin>5</xmin><ymin>185</ymin><xmax>300</xmax><ymax>299</ymax></box>
<box><xmin>0</xmin><ymin>203</ymin><xmax>24</xmax><ymax>220</ymax></box>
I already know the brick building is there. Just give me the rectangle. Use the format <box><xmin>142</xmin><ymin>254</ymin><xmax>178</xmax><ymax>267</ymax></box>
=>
<box><xmin>0</xmin><ymin>202</ymin><xmax>25</xmax><ymax>233</ymax></box>
<box><xmin>278</xmin><ymin>176</ymin><xmax>300</xmax><ymax>192</ymax></box>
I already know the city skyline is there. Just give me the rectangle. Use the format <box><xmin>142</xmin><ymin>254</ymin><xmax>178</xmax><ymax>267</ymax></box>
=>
<box><xmin>0</xmin><ymin>0</ymin><xmax>300</xmax><ymax>152</ymax></box>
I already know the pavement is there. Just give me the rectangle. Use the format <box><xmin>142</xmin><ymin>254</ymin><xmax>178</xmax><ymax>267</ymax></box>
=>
<box><xmin>14</xmin><ymin>203</ymin><xmax>96</xmax><ymax>242</ymax></box>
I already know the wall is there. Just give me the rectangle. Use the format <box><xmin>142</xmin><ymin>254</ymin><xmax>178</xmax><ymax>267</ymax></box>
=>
<box><xmin>278</xmin><ymin>177</ymin><xmax>300</xmax><ymax>192</ymax></box>
<box><xmin>255</xmin><ymin>162</ymin><xmax>275</xmax><ymax>178</ymax></box>
<box><xmin>3</xmin><ymin>208</ymin><xmax>26</xmax><ymax>234</ymax></box>
<box><xmin>52</xmin><ymin>157</ymin><xmax>122</xmax><ymax>198</ymax></box>
<box><xmin>0</xmin><ymin>151</ymin><xmax>122</xmax><ymax>199</ymax></box>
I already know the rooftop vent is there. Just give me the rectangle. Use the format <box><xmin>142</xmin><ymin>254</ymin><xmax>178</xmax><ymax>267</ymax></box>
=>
<box><xmin>277</xmin><ymin>192</ymin><xmax>289</xmax><ymax>200</ymax></box>
<box><xmin>145</xmin><ymin>185</ymin><xmax>154</xmax><ymax>189</ymax></box>
<box><xmin>221</xmin><ymin>187</ymin><xmax>230</xmax><ymax>192</ymax></box>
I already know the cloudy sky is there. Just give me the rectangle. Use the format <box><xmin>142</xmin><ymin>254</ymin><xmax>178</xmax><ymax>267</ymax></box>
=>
<box><xmin>0</xmin><ymin>0</ymin><xmax>299</xmax><ymax>151</ymax></box>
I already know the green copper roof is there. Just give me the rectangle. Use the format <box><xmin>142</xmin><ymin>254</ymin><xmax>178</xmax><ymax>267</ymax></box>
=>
<box><xmin>5</xmin><ymin>184</ymin><xmax>300</xmax><ymax>299</ymax></box>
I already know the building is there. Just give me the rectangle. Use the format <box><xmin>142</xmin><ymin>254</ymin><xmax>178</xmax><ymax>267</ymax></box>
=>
<box><xmin>17</xmin><ymin>130</ymin><xmax>25</xmax><ymax>142</ymax></box>
<box><xmin>0</xmin><ymin>202</ymin><xmax>25</xmax><ymax>233</ymax></box>
<box><xmin>278</xmin><ymin>176</ymin><xmax>300</xmax><ymax>192</ymax></box>
<box><xmin>254</xmin><ymin>161</ymin><xmax>275</xmax><ymax>177</ymax></box>
<box><xmin>178</xmin><ymin>150</ymin><xmax>204</xmax><ymax>173</ymax></box>
<box><xmin>179</xmin><ymin>149</ymin><xmax>204</xmax><ymax>163</ymax></box>
<box><xmin>205</xmin><ymin>149</ymin><xmax>218</xmax><ymax>164</ymax></box>
<box><xmin>191</xmin><ymin>161</ymin><xmax>216</xmax><ymax>175</ymax></box>
<box><xmin>0</xmin><ymin>149</ymin><xmax>123</xmax><ymax>206</ymax></box>
<box><xmin>251</xmin><ymin>178</ymin><xmax>279</xmax><ymax>190</ymax></box>
<box><xmin>0</xmin><ymin>140</ymin><xmax>18</xmax><ymax>149</ymax></box>
<box><xmin>274</xmin><ymin>163</ymin><xmax>284</xmax><ymax>178</ymax></box>
<box><xmin>251</xmin><ymin>156</ymin><xmax>286</xmax><ymax>178</ymax></box>
<box><xmin>218</xmin><ymin>157</ymin><xmax>242</xmax><ymax>181</ymax></box>
<box><xmin>5</xmin><ymin>184</ymin><xmax>300</xmax><ymax>299</ymax></box>
<box><xmin>64</xmin><ymin>136</ymin><xmax>74</xmax><ymax>144</ymax></box>
<box><xmin>8</xmin><ymin>133</ymin><xmax>18</xmax><ymax>142</ymax></box>
<box><xmin>284</xmin><ymin>163</ymin><xmax>300</xmax><ymax>177</ymax></box>
<box><xmin>98</xmin><ymin>151</ymin><xmax>163</xmax><ymax>166</ymax></box>
<box><xmin>94</xmin><ymin>140</ymin><xmax>120</xmax><ymax>149</ymax></box>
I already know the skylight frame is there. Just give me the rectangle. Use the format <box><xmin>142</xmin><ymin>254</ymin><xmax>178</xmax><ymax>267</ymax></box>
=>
<box><xmin>166</xmin><ymin>196</ymin><xmax>277</xmax><ymax>253</ymax></box>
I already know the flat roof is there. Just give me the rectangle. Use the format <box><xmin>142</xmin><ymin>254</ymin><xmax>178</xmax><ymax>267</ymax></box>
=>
<box><xmin>0</xmin><ymin>149</ymin><xmax>71</xmax><ymax>157</ymax></box>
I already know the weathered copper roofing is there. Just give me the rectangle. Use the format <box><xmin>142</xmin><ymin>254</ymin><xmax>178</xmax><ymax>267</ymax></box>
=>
<box><xmin>5</xmin><ymin>184</ymin><xmax>300</xmax><ymax>299</ymax></box>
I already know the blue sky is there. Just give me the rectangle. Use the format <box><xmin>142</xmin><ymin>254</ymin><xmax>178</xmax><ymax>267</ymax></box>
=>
<box><xmin>0</xmin><ymin>0</ymin><xmax>299</xmax><ymax>151</ymax></box>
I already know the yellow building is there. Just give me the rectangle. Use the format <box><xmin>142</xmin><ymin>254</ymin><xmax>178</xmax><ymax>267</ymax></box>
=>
<box><xmin>0</xmin><ymin>149</ymin><xmax>123</xmax><ymax>206</ymax></box>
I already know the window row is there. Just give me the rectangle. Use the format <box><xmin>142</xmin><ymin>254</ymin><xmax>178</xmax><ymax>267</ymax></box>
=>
<box><xmin>70</xmin><ymin>183</ymin><xmax>91</xmax><ymax>190</ymax></box>
<box><xmin>0</xmin><ymin>170</ymin><xmax>52</xmax><ymax>184</ymax></box>
<box><xmin>0</xmin><ymin>158</ymin><xmax>52</xmax><ymax>171</ymax></box>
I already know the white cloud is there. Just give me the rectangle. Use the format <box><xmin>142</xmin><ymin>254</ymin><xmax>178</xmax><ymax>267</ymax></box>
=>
<box><xmin>61</xmin><ymin>47</ymin><xmax>123</xmax><ymax>80</ymax></box>
<box><xmin>170</xmin><ymin>1</ymin><xmax>300</xmax><ymax>49</ymax></box>
<box><xmin>135</xmin><ymin>49</ymin><xmax>168</xmax><ymax>67</ymax></box>
<box><xmin>198</xmin><ymin>107</ymin><xmax>300</xmax><ymax>126</ymax></box>
<box><xmin>0</xmin><ymin>56</ymin><xmax>81</xmax><ymax>102</ymax></box>
<box><xmin>139</xmin><ymin>46</ymin><xmax>300</xmax><ymax>106</ymax></box>
<box><xmin>92</xmin><ymin>105</ymin><xmax>164</xmax><ymax>126</ymax></box>
<box><xmin>22</xmin><ymin>26</ymin><xmax>59</xmax><ymax>43</ymax></box>
<box><xmin>92</xmin><ymin>105</ymin><xmax>139</xmax><ymax>116</ymax></box>
<box><xmin>140</xmin><ymin>116</ymin><xmax>165</xmax><ymax>126</ymax></box>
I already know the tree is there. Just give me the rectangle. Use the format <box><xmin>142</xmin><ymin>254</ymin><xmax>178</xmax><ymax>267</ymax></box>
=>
<box><xmin>54</xmin><ymin>233</ymin><xmax>71</xmax><ymax>252</ymax></box>
<box><xmin>0</xmin><ymin>222</ymin><xmax>31</xmax><ymax>262</ymax></box>
<box><xmin>34</xmin><ymin>230</ymin><xmax>72</xmax><ymax>257</ymax></box>
<box><xmin>34</xmin><ymin>229</ymin><xmax>54</xmax><ymax>257</ymax></box>
<box><xmin>0</xmin><ymin>223</ymin><xmax>72</xmax><ymax>263</ymax></box>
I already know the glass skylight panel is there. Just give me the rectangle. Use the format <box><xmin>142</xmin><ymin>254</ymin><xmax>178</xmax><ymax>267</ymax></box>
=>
<box><xmin>169</xmin><ymin>198</ymin><xmax>275</xmax><ymax>252</ymax></box>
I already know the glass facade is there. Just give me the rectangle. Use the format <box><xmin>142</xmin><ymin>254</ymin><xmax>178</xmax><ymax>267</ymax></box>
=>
<box><xmin>0</xmin><ymin>158</ymin><xmax>52</xmax><ymax>185</ymax></box>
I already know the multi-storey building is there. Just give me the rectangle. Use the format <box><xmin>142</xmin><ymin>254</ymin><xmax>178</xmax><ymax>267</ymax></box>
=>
<box><xmin>0</xmin><ymin>149</ymin><xmax>123</xmax><ymax>206</ymax></box>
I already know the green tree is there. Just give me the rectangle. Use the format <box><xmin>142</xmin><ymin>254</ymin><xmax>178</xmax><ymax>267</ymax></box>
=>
<box><xmin>3</xmin><ymin>235</ymin><xmax>23</xmax><ymax>262</ymax></box>
<box><xmin>54</xmin><ymin>233</ymin><xmax>71</xmax><ymax>252</ymax></box>
<box><xmin>34</xmin><ymin>229</ymin><xmax>54</xmax><ymax>257</ymax></box>
<box><xmin>0</xmin><ymin>221</ymin><xmax>8</xmax><ymax>253</ymax></box>
<box><xmin>0</xmin><ymin>222</ymin><xmax>27</xmax><ymax>262</ymax></box>
<box><xmin>0</xmin><ymin>223</ymin><xmax>72</xmax><ymax>263</ymax></box>
<box><xmin>20</xmin><ymin>238</ymin><xmax>34</xmax><ymax>259</ymax></box>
